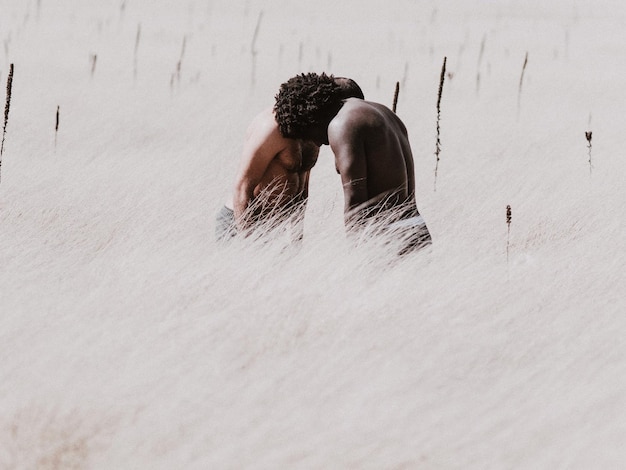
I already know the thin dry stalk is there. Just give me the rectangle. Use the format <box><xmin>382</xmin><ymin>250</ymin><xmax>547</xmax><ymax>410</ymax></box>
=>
<box><xmin>392</xmin><ymin>81</ymin><xmax>400</xmax><ymax>113</ymax></box>
<box><xmin>169</xmin><ymin>35</ymin><xmax>186</xmax><ymax>92</ymax></box>
<box><xmin>1</xmin><ymin>63</ymin><xmax>14</xmax><ymax>165</ymax></box>
<box><xmin>90</xmin><ymin>53</ymin><xmax>97</xmax><ymax>77</ymax></box>
<box><xmin>476</xmin><ymin>34</ymin><xmax>486</xmax><ymax>94</ymax></box>
<box><xmin>517</xmin><ymin>52</ymin><xmax>528</xmax><ymax>118</ymax></box>
<box><xmin>585</xmin><ymin>131</ymin><xmax>593</xmax><ymax>175</ymax></box>
<box><xmin>250</xmin><ymin>11</ymin><xmax>263</xmax><ymax>87</ymax></box>
<box><xmin>176</xmin><ymin>35</ymin><xmax>186</xmax><ymax>84</ymax></box>
<box><xmin>434</xmin><ymin>56</ymin><xmax>447</xmax><ymax>192</ymax></box>
<box><xmin>133</xmin><ymin>24</ymin><xmax>141</xmax><ymax>81</ymax></box>
<box><xmin>430</xmin><ymin>7</ymin><xmax>438</xmax><ymax>24</ymax></box>
<box><xmin>401</xmin><ymin>62</ymin><xmax>409</xmax><ymax>88</ymax></box>
<box><xmin>55</xmin><ymin>105</ymin><xmax>60</xmax><ymax>149</ymax></box>
<box><xmin>3</xmin><ymin>36</ymin><xmax>10</xmax><ymax>61</ymax></box>
<box><xmin>1</xmin><ymin>64</ymin><xmax>14</xmax><ymax>184</ymax></box>
<box><xmin>506</xmin><ymin>204</ymin><xmax>512</xmax><ymax>264</ymax></box>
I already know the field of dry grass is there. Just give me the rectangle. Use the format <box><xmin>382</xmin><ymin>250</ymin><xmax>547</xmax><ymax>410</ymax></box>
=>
<box><xmin>1</xmin><ymin>0</ymin><xmax>625</xmax><ymax>468</ymax></box>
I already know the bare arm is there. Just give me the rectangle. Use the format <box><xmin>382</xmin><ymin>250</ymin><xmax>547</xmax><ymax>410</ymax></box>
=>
<box><xmin>299</xmin><ymin>170</ymin><xmax>311</xmax><ymax>201</ymax></box>
<box><xmin>286</xmin><ymin>169</ymin><xmax>311</xmax><ymax>243</ymax></box>
<box><xmin>232</xmin><ymin>112</ymin><xmax>285</xmax><ymax>230</ymax></box>
<box><xmin>329</xmin><ymin>119</ymin><xmax>369</xmax><ymax>227</ymax></box>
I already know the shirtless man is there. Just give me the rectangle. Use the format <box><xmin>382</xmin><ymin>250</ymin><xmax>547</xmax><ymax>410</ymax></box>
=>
<box><xmin>215</xmin><ymin>77</ymin><xmax>364</xmax><ymax>241</ymax></box>
<box><xmin>273</xmin><ymin>72</ymin><xmax>431</xmax><ymax>254</ymax></box>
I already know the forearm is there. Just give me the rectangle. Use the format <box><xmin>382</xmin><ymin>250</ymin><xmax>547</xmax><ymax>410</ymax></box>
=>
<box><xmin>342</xmin><ymin>181</ymin><xmax>370</xmax><ymax>229</ymax></box>
<box><xmin>232</xmin><ymin>186</ymin><xmax>255</xmax><ymax>231</ymax></box>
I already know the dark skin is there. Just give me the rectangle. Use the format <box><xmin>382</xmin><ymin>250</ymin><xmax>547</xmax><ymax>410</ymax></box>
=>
<box><xmin>310</xmin><ymin>98</ymin><xmax>417</xmax><ymax>227</ymax></box>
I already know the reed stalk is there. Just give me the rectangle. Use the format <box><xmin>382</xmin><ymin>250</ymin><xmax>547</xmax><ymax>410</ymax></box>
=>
<box><xmin>3</xmin><ymin>36</ymin><xmax>10</xmax><ymax>62</ymax></box>
<box><xmin>506</xmin><ymin>205</ymin><xmax>512</xmax><ymax>264</ymax></box>
<box><xmin>434</xmin><ymin>56</ymin><xmax>446</xmax><ymax>191</ymax></box>
<box><xmin>133</xmin><ymin>24</ymin><xmax>141</xmax><ymax>81</ymax></box>
<box><xmin>90</xmin><ymin>53</ymin><xmax>97</xmax><ymax>77</ymax></box>
<box><xmin>55</xmin><ymin>105</ymin><xmax>60</xmax><ymax>149</ymax></box>
<box><xmin>402</xmin><ymin>62</ymin><xmax>409</xmax><ymax>88</ymax></box>
<box><xmin>250</xmin><ymin>11</ymin><xmax>263</xmax><ymax>87</ymax></box>
<box><xmin>476</xmin><ymin>34</ymin><xmax>486</xmax><ymax>94</ymax></box>
<box><xmin>392</xmin><ymin>81</ymin><xmax>399</xmax><ymax>113</ymax></box>
<box><xmin>178</xmin><ymin>36</ymin><xmax>186</xmax><ymax>81</ymax></box>
<box><xmin>1</xmin><ymin>63</ymin><xmax>14</xmax><ymax>183</ymax></box>
<box><xmin>517</xmin><ymin>52</ymin><xmax>528</xmax><ymax>118</ymax></box>
<box><xmin>585</xmin><ymin>131</ymin><xmax>593</xmax><ymax>175</ymax></box>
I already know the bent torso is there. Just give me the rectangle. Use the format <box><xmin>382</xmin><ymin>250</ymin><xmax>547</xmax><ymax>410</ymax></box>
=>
<box><xmin>252</xmin><ymin>139</ymin><xmax>319</xmax><ymax>210</ymax></box>
<box><xmin>228</xmin><ymin>107</ymin><xmax>320</xmax><ymax>220</ymax></box>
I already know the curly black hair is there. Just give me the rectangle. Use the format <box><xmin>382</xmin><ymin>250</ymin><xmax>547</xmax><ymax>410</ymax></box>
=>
<box><xmin>274</xmin><ymin>73</ymin><xmax>358</xmax><ymax>139</ymax></box>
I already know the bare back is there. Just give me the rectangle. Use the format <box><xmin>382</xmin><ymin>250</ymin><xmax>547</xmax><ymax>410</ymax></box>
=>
<box><xmin>328</xmin><ymin>99</ymin><xmax>416</xmax><ymax>223</ymax></box>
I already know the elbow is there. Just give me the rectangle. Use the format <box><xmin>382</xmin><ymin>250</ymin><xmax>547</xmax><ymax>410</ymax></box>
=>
<box><xmin>234</xmin><ymin>179</ymin><xmax>254</xmax><ymax>202</ymax></box>
<box><xmin>232</xmin><ymin>180</ymin><xmax>256</xmax><ymax>217</ymax></box>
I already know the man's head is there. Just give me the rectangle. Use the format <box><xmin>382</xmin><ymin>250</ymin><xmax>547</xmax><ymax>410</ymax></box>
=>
<box><xmin>334</xmin><ymin>77</ymin><xmax>364</xmax><ymax>101</ymax></box>
<box><xmin>274</xmin><ymin>73</ymin><xmax>363</xmax><ymax>142</ymax></box>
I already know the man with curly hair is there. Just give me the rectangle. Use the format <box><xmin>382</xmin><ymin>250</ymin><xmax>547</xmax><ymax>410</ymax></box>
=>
<box><xmin>215</xmin><ymin>76</ymin><xmax>364</xmax><ymax>241</ymax></box>
<box><xmin>274</xmin><ymin>72</ymin><xmax>431</xmax><ymax>254</ymax></box>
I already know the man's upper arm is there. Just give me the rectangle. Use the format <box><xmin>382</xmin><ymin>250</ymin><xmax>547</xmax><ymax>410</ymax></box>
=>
<box><xmin>231</xmin><ymin>114</ymin><xmax>285</xmax><ymax>227</ymax></box>
<box><xmin>235</xmin><ymin>118</ymin><xmax>282</xmax><ymax>195</ymax></box>
<box><xmin>330</xmin><ymin>120</ymin><xmax>368</xmax><ymax>212</ymax></box>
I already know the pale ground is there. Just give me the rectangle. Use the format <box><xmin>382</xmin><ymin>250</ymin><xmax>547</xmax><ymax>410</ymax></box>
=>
<box><xmin>1</xmin><ymin>0</ymin><xmax>625</xmax><ymax>468</ymax></box>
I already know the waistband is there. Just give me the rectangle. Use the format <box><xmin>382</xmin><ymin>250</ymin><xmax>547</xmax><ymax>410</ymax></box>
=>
<box><xmin>385</xmin><ymin>215</ymin><xmax>426</xmax><ymax>230</ymax></box>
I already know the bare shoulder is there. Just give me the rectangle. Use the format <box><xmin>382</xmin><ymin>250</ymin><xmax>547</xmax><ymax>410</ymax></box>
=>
<box><xmin>247</xmin><ymin>107</ymin><xmax>280</xmax><ymax>137</ymax></box>
<box><xmin>335</xmin><ymin>99</ymin><xmax>409</xmax><ymax>138</ymax></box>
<box><xmin>245</xmin><ymin>106</ymin><xmax>289</xmax><ymax>149</ymax></box>
<box><xmin>329</xmin><ymin>99</ymin><xmax>386</xmax><ymax>137</ymax></box>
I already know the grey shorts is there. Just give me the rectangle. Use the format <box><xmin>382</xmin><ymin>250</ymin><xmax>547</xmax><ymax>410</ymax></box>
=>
<box><xmin>215</xmin><ymin>205</ymin><xmax>237</xmax><ymax>241</ymax></box>
<box><xmin>384</xmin><ymin>215</ymin><xmax>432</xmax><ymax>256</ymax></box>
<box><xmin>215</xmin><ymin>202</ymin><xmax>306</xmax><ymax>243</ymax></box>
